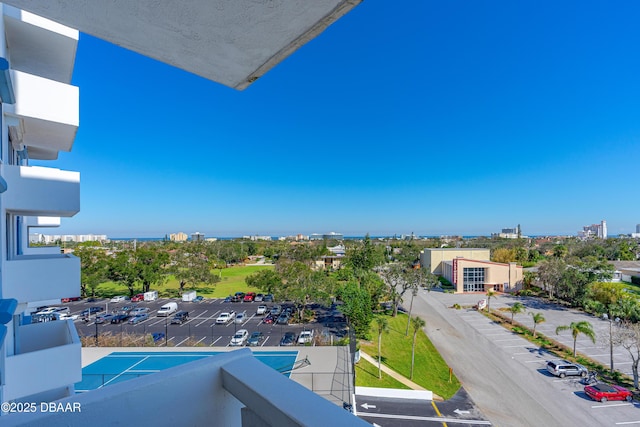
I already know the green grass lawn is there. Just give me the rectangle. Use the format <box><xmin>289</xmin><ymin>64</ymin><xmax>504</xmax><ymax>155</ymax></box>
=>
<box><xmin>93</xmin><ymin>264</ymin><xmax>274</xmax><ymax>298</ymax></box>
<box><xmin>355</xmin><ymin>356</ymin><xmax>410</xmax><ymax>389</ymax></box>
<box><xmin>359</xmin><ymin>313</ymin><xmax>460</xmax><ymax>399</ymax></box>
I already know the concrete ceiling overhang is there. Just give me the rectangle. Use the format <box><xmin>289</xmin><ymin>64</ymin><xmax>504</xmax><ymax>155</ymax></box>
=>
<box><xmin>2</xmin><ymin>0</ymin><xmax>362</xmax><ymax>90</ymax></box>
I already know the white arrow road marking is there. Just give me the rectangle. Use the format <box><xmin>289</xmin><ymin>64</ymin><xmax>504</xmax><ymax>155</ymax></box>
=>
<box><xmin>454</xmin><ymin>408</ymin><xmax>471</xmax><ymax>415</ymax></box>
<box><xmin>361</xmin><ymin>403</ymin><xmax>377</xmax><ymax>410</ymax></box>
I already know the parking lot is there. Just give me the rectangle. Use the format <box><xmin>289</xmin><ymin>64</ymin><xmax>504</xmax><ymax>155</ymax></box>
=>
<box><xmin>420</xmin><ymin>291</ymin><xmax>640</xmax><ymax>427</ymax></box>
<box><xmin>62</xmin><ymin>297</ymin><xmax>347</xmax><ymax>348</ymax></box>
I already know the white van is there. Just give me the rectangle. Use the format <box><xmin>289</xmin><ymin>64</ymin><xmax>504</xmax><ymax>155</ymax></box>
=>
<box><xmin>157</xmin><ymin>302</ymin><xmax>178</xmax><ymax>317</ymax></box>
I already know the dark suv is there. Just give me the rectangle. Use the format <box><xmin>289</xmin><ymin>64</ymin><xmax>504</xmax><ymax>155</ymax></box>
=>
<box><xmin>546</xmin><ymin>360</ymin><xmax>588</xmax><ymax>378</ymax></box>
<box><xmin>171</xmin><ymin>311</ymin><xmax>190</xmax><ymax>324</ymax></box>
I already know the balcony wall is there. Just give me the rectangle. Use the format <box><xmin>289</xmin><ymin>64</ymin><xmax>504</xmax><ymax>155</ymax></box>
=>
<box><xmin>7</xmin><ymin>70</ymin><xmax>79</xmax><ymax>154</ymax></box>
<box><xmin>3</xmin><ymin>254</ymin><xmax>80</xmax><ymax>303</ymax></box>
<box><xmin>4</xmin><ymin>320</ymin><xmax>80</xmax><ymax>401</ymax></box>
<box><xmin>2</xmin><ymin>165</ymin><xmax>79</xmax><ymax>217</ymax></box>
<box><xmin>0</xmin><ymin>349</ymin><xmax>369</xmax><ymax>427</ymax></box>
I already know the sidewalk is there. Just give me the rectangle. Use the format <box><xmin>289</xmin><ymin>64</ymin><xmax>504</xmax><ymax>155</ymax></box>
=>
<box><xmin>359</xmin><ymin>350</ymin><xmax>443</xmax><ymax>400</ymax></box>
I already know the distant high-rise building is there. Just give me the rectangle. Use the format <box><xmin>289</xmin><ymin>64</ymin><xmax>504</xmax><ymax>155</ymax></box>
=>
<box><xmin>637</xmin><ymin>224</ymin><xmax>640</xmax><ymax>234</ymax></box>
<box><xmin>578</xmin><ymin>220</ymin><xmax>607</xmax><ymax>239</ymax></box>
<box><xmin>170</xmin><ymin>232</ymin><xmax>188</xmax><ymax>242</ymax></box>
<box><xmin>191</xmin><ymin>232</ymin><xmax>205</xmax><ymax>242</ymax></box>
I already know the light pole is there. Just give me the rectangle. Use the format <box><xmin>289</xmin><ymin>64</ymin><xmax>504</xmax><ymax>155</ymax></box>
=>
<box><xmin>94</xmin><ymin>316</ymin><xmax>98</xmax><ymax>346</ymax></box>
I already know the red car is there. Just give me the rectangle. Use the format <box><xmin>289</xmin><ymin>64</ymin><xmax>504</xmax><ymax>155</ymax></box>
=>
<box><xmin>243</xmin><ymin>292</ymin><xmax>256</xmax><ymax>302</ymax></box>
<box><xmin>61</xmin><ymin>297</ymin><xmax>82</xmax><ymax>303</ymax></box>
<box><xmin>131</xmin><ymin>294</ymin><xmax>145</xmax><ymax>302</ymax></box>
<box><xmin>585</xmin><ymin>383</ymin><xmax>633</xmax><ymax>403</ymax></box>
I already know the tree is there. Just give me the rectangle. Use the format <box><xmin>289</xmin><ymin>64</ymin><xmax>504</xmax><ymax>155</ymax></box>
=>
<box><xmin>537</xmin><ymin>258</ymin><xmax>566</xmax><ymax>299</ymax></box>
<box><xmin>245</xmin><ymin>269</ymin><xmax>282</xmax><ymax>295</ymax></box>
<box><xmin>590</xmin><ymin>282</ymin><xmax>627</xmax><ymax>372</ymax></box>
<box><xmin>509</xmin><ymin>302</ymin><xmax>525</xmax><ymax>324</ymax></box>
<box><xmin>486</xmin><ymin>288</ymin><xmax>496</xmax><ymax>313</ymax></box>
<box><xmin>410</xmin><ymin>316</ymin><xmax>426</xmax><ymax>380</ymax></box>
<box><xmin>374</xmin><ymin>316</ymin><xmax>389</xmax><ymax>379</ymax></box>
<box><xmin>611</xmin><ymin>321</ymin><xmax>640</xmax><ymax>389</ymax></box>
<box><xmin>530</xmin><ymin>312</ymin><xmax>545</xmax><ymax>338</ymax></box>
<box><xmin>378</xmin><ymin>264</ymin><xmax>414</xmax><ymax>317</ymax></box>
<box><xmin>555</xmin><ymin>321</ymin><xmax>596</xmax><ymax>357</ymax></box>
<box><xmin>345</xmin><ymin>234</ymin><xmax>385</xmax><ymax>273</ymax></box>
<box><xmin>135</xmin><ymin>246</ymin><xmax>169</xmax><ymax>293</ymax></box>
<box><xmin>75</xmin><ymin>246</ymin><xmax>109</xmax><ymax>298</ymax></box>
<box><xmin>108</xmin><ymin>250</ymin><xmax>139</xmax><ymax>297</ymax></box>
<box><xmin>337</xmin><ymin>281</ymin><xmax>373</xmax><ymax>339</ymax></box>
<box><xmin>171</xmin><ymin>243</ymin><xmax>220</xmax><ymax>292</ymax></box>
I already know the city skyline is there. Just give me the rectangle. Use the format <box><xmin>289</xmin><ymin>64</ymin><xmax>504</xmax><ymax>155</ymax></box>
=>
<box><xmin>32</xmin><ymin>1</ymin><xmax>640</xmax><ymax>238</ymax></box>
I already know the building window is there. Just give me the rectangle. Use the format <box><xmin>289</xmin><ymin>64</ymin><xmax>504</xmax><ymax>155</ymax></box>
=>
<box><xmin>463</xmin><ymin>267</ymin><xmax>485</xmax><ymax>292</ymax></box>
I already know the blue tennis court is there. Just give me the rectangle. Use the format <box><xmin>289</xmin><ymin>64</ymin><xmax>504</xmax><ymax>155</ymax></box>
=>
<box><xmin>76</xmin><ymin>350</ymin><xmax>298</xmax><ymax>392</ymax></box>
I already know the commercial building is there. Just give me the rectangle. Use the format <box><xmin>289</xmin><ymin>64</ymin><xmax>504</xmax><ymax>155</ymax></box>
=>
<box><xmin>310</xmin><ymin>232</ymin><xmax>344</xmax><ymax>241</ymax></box>
<box><xmin>420</xmin><ymin>248</ymin><xmax>523</xmax><ymax>293</ymax></box>
<box><xmin>0</xmin><ymin>1</ymin><xmax>366</xmax><ymax>426</ymax></box>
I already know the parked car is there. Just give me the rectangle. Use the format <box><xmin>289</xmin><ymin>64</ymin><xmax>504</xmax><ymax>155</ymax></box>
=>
<box><xmin>254</xmin><ymin>294</ymin><xmax>264</xmax><ymax>302</ymax></box>
<box><xmin>36</xmin><ymin>307</ymin><xmax>68</xmax><ymax>316</ymax></box>
<box><xmin>223</xmin><ymin>296</ymin><xmax>233</xmax><ymax>303</ymax></box>
<box><xmin>58</xmin><ymin>313</ymin><xmax>79</xmax><ymax>321</ymax></box>
<box><xmin>585</xmin><ymin>383</ymin><xmax>633</xmax><ymax>402</ymax></box>
<box><xmin>131</xmin><ymin>293</ymin><xmax>145</xmax><ymax>302</ymax></box>
<box><xmin>235</xmin><ymin>311</ymin><xmax>247</xmax><ymax>324</ymax></box>
<box><xmin>546</xmin><ymin>360</ymin><xmax>588</xmax><ymax>378</ymax></box>
<box><xmin>276</xmin><ymin>313</ymin><xmax>290</xmax><ymax>325</ymax></box>
<box><xmin>61</xmin><ymin>296</ymin><xmax>82</xmax><ymax>302</ymax></box>
<box><xmin>110</xmin><ymin>295</ymin><xmax>128</xmax><ymax>303</ymax></box>
<box><xmin>264</xmin><ymin>294</ymin><xmax>274</xmax><ymax>302</ymax></box>
<box><xmin>243</xmin><ymin>292</ymin><xmax>256</xmax><ymax>302</ymax></box>
<box><xmin>263</xmin><ymin>315</ymin><xmax>275</xmax><ymax>325</ymax></box>
<box><xmin>129</xmin><ymin>313</ymin><xmax>149</xmax><ymax>324</ymax></box>
<box><xmin>110</xmin><ymin>314</ymin><xmax>129</xmax><ymax>324</ymax></box>
<box><xmin>171</xmin><ymin>311</ymin><xmax>190</xmax><ymax>324</ymax></box>
<box><xmin>95</xmin><ymin>314</ymin><xmax>114</xmax><ymax>324</ymax></box>
<box><xmin>270</xmin><ymin>305</ymin><xmax>282</xmax><ymax>316</ymax></box>
<box><xmin>230</xmin><ymin>329</ymin><xmax>249</xmax><ymax>346</ymax></box>
<box><xmin>247</xmin><ymin>331</ymin><xmax>265</xmax><ymax>346</ymax></box>
<box><xmin>129</xmin><ymin>307</ymin><xmax>150</xmax><ymax>316</ymax></box>
<box><xmin>280</xmin><ymin>332</ymin><xmax>296</xmax><ymax>346</ymax></box>
<box><xmin>216</xmin><ymin>311</ymin><xmax>236</xmax><ymax>324</ymax></box>
<box><xmin>193</xmin><ymin>296</ymin><xmax>204</xmax><ymax>303</ymax></box>
<box><xmin>231</xmin><ymin>292</ymin><xmax>245</xmax><ymax>303</ymax></box>
<box><xmin>298</xmin><ymin>330</ymin><xmax>314</xmax><ymax>345</ymax></box>
<box><xmin>81</xmin><ymin>307</ymin><xmax>104</xmax><ymax>316</ymax></box>
<box><xmin>157</xmin><ymin>302</ymin><xmax>178</xmax><ymax>317</ymax></box>
<box><xmin>152</xmin><ymin>332</ymin><xmax>165</xmax><ymax>343</ymax></box>
<box><xmin>256</xmin><ymin>305</ymin><xmax>267</xmax><ymax>315</ymax></box>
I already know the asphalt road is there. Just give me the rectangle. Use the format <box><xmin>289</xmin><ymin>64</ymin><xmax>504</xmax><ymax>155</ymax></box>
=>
<box><xmin>61</xmin><ymin>298</ymin><xmax>345</xmax><ymax>347</ymax></box>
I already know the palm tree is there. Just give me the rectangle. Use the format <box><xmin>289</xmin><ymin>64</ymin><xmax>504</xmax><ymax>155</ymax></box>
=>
<box><xmin>410</xmin><ymin>316</ymin><xmax>426</xmax><ymax>380</ymax></box>
<box><xmin>509</xmin><ymin>302</ymin><xmax>525</xmax><ymax>324</ymax></box>
<box><xmin>530</xmin><ymin>312</ymin><xmax>545</xmax><ymax>338</ymax></box>
<box><xmin>555</xmin><ymin>321</ymin><xmax>596</xmax><ymax>357</ymax></box>
<box><xmin>486</xmin><ymin>288</ymin><xmax>496</xmax><ymax>313</ymax></box>
<box><xmin>374</xmin><ymin>316</ymin><xmax>389</xmax><ymax>379</ymax></box>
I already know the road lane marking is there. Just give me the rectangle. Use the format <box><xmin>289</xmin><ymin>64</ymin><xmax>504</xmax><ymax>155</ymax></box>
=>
<box><xmin>431</xmin><ymin>401</ymin><xmax>448</xmax><ymax>427</ymax></box>
<box><xmin>615</xmin><ymin>421</ymin><xmax>640</xmax><ymax>425</ymax></box>
<box><xmin>360</xmin><ymin>412</ymin><xmax>491</xmax><ymax>425</ymax></box>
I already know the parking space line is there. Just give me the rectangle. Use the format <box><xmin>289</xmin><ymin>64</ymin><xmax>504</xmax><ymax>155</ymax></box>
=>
<box><xmin>262</xmin><ymin>336</ymin><xmax>270</xmax><ymax>346</ymax></box>
<box><xmin>494</xmin><ymin>338</ymin><xmax>523</xmax><ymax>342</ymax></box>
<box><xmin>502</xmin><ymin>345</ymin><xmax>528</xmax><ymax>348</ymax></box>
<box><xmin>175</xmin><ymin>337</ymin><xmax>189</xmax><ymax>346</ymax></box>
<box><xmin>591</xmin><ymin>403</ymin><xmax>633</xmax><ymax>409</ymax></box>
<box><xmin>615</xmin><ymin>421</ymin><xmax>640</xmax><ymax>425</ymax></box>
<box><xmin>196</xmin><ymin>336</ymin><xmax>206</xmax><ymax>344</ymax></box>
<box><xmin>210</xmin><ymin>337</ymin><xmax>222</xmax><ymax>346</ymax></box>
<box><xmin>588</xmin><ymin>353</ymin><xmax>622</xmax><ymax>357</ymax></box>
<box><xmin>524</xmin><ymin>360</ymin><xmax>545</xmax><ymax>364</ymax></box>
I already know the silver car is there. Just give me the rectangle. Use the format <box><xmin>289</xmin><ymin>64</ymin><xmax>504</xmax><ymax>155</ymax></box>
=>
<box><xmin>546</xmin><ymin>360</ymin><xmax>587</xmax><ymax>378</ymax></box>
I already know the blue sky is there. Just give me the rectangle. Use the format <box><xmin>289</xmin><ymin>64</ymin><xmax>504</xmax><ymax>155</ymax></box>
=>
<box><xmin>35</xmin><ymin>1</ymin><xmax>640</xmax><ymax>238</ymax></box>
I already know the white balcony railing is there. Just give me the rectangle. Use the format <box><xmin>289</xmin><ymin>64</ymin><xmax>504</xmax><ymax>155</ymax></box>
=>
<box><xmin>2</xmin><ymin>165</ymin><xmax>80</xmax><ymax>217</ymax></box>
<box><xmin>3</xmin><ymin>254</ymin><xmax>80</xmax><ymax>303</ymax></box>
<box><xmin>0</xmin><ymin>349</ymin><xmax>368</xmax><ymax>427</ymax></box>
<box><xmin>4</xmin><ymin>320</ymin><xmax>81</xmax><ymax>401</ymax></box>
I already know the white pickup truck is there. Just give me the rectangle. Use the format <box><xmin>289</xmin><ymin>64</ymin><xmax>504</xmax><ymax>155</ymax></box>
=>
<box><xmin>216</xmin><ymin>311</ymin><xmax>236</xmax><ymax>324</ymax></box>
